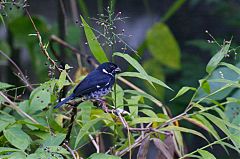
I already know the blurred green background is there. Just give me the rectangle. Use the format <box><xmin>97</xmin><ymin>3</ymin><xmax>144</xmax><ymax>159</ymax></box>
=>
<box><xmin>0</xmin><ymin>0</ymin><xmax>240</xmax><ymax>158</ymax></box>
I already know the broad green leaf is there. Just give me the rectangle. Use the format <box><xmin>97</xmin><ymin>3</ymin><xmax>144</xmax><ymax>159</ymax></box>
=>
<box><xmin>230</xmin><ymin>114</ymin><xmax>240</xmax><ymax>134</ymax></box>
<box><xmin>160</xmin><ymin>126</ymin><xmax>208</xmax><ymax>142</ymax></box>
<box><xmin>27</xmin><ymin>147</ymin><xmax>66</xmax><ymax>159</ymax></box>
<box><xmin>206</xmin><ymin>41</ymin><xmax>231</xmax><ymax>74</ymax></box>
<box><xmin>225</xmin><ymin>89</ymin><xmax>240</xmax><ymax>122</ymax></box>
<box><xmin>0</xmin><ymin>113</ymin><xmax>15</xmax><ymax>132</ymax></box>
<box><xmin>79</xmin><ymin>101</ymin><xmax>93</xmax><ymax>124</ymax></box>
<box><xmin>195</xmin><ymin>66</ymin><xmax>239</xmax><ymax>102</ymax></box>
<box><xmin>3</xmin><ymin>127</ymin><xmax>32</xmax><ymax>150</ymax></box>
<box><xmin>29</xmin><ymin>88</ymin><xmax>51</xmax><ymax>114</ymax></box>
<box><xmin>80</xmin><ymin>16</ymin><xmax>108</xmax><ymax>63</ymax></box>
<box><xmin>130</xmin><ymin>117</ymin><xmax>166</xmax><ymax>125</ymax></box>
<box><xmin>74</xmin><ymin>118</ymin><xmax>103</xmax><ymax>149</ymax></box>
<box><xmin>29</xmin><ymin>81</ymin><xmax>55</xmax><ymax>113</ymax></box>
<box><xmin>198</xmin><ymin>150</ymin><xmax>216</xmax><ymax>159</ymax></box>
<box><xmin>126</xmin><ymin>96</ymin><xmax>141</xmax><ymax>117</ymax></box>
<box><xmin>170</xmin><ymin>86</ymin><xmax>196</xmax><ymax>101</ymax></box>
<box><xmin>87</xmin><ymin>153</ymin><xmax>121</xmax><ymax>159</ymax></box>
<box><xmin>146</xmin><ymin>22</ymin><xmax>181</xmax><ymax>69</ymax></box>
<box><xmin>113</xmin><ymin>52</ymin><xmax>154</xmax><ymax>88</ymax></box>
<box><xmin>220</xmin><ymin>62</ymin><xmax>240</xmax><ymax>75</ymax></box>
<box><xmin>45</xmin><ymin>146</ymin><xmax>70</xmax><ymax>155</ymax></box>
<box><xmin>0</xmin><ymin>82</ymin><xmax>14</xmax><ymax>90</ymax></box>
<box><xmin>119</xmin><ymin>72</ymin><xmax>173</xmax><ymax>90</ymax></box>
<box><xmin>42</xmin><ymin>133</ymin><xmax>66</xmax><ymax>147</ymax></box>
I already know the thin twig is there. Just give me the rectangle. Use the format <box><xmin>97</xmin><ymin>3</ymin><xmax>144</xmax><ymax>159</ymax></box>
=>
<box><xmin>25</xmin><ymin>9</ymin><xmax>73</xmax><ymax>83</ymax></box>
<box><xmin>63</xmin><ymin>142</ymin><xmax>78</xmax><ymax>159</ymax></box>
<box><xmin>0</xmin><ymin>91</ymin><xmax>39</xmax><ymax>124</ymax></box>
<box><xmin>0</xmin><ymin>50</ymin><xmax>33</xmax><ymax>91</ymax></box>
<box><xmin>89</xmin><ymin>134</ymin><xmax>100</xmax><ymax>153</ymax></box>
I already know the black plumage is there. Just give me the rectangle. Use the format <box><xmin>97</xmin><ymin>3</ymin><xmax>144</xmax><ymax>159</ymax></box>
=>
<box><xmin>54</xmin><ymin>62</ymin><xmax>121</xmax><ymax>109</ymax></box>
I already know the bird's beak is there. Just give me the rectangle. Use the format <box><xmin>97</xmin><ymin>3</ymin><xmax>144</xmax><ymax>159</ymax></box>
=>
<box><xmin>115</xmin><ymin>67</ymin><xmax>121</xmax><ymax>73</ymax></box>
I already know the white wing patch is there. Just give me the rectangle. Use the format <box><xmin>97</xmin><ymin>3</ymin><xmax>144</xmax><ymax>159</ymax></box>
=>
<box><xmin>96</xmin><ymin>85</ymin><xmax>100</xmax><ymax>88</ymax></box>
<box><xmin>102</xmin><ymin>69</ymin><xmax>109</xmax><ymax>74</ymax></box>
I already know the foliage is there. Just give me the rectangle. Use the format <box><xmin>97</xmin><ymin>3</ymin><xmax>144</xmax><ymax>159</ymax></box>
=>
<box><xmin>0</xmin><ymin>0</ymin><xmax>240</xmax><ymax>159</ymax></box>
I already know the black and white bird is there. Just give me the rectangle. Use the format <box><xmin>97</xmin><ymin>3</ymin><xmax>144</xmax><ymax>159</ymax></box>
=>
<box><xmin>54</xmin><ymin>62</ymin><xmax>121</xmax><ymax>109</ymax></box>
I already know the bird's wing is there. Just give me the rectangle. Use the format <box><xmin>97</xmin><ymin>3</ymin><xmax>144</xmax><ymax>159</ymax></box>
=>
<box><xmin>73</xmin><ymin>70</ymin><xmax>114</xmax><ymax>97</ymax></box>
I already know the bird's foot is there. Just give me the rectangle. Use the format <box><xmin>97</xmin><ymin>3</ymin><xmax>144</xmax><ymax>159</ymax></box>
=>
<box><xmin>96</xmin><ymin>99</ymin><xmax>108</xmax><ymax>112</ymax></box>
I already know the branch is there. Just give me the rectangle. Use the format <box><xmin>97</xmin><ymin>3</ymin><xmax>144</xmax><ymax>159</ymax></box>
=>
<box><xmin>0</xmin><ymin>50</ymin><xmax>33</xmax><ymax>91</ymax></box>
<box><xmin>25</xmin><ymin>9</ymin><xmax>73</xmax><ymax>83</ymax></box>
<box><xmin>0</xmin><ymin>91</ymin><xmax>39</xmax><ymax>124</ymax></box>
<box><xmin>62</xmin><ymin>142</ymin><xmax>78</xmax><ymax>159</ymax></box>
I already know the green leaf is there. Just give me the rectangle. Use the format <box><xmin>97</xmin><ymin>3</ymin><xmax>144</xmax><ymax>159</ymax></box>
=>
<box><xmin>113</xmin><ymin>52</ymin><xmax>154</xmax><ymax>88</ymax></box>
<box><xmin>0</xmin><ymin>152</ymin><xmax>27</xmax><ymax>159</ymax></box>
<box><xmin>206</xmin><ymin>41</ymin><xmax>231</xmax><ymax>74</ymax></box>
<box><xmin>74</xmin><ymin>118</ymin><xmax>103</xmax><ymax>149</ymax></box>
<box><xmin>219</xmin><ymin>62</ymin><xmax>240</xmax><ymax>75</ymax></box>
<box><xmin>87</xmin><ymin>153</ymin><xmax>121</xmax><ymax>159</ymax></box>
<box><xmin>112</xmin><ymin>84</ymin><xmax>124</xmax><ymax>109</ymax></box>
<box><xmin>28</xmin><ymin>81</ymin><xmax>55</xmax><ymax>114</ymax></box>
<box><xmin>146</xmin><ymin>22</ymin><xmax>181</xmax><ymax>69</ymax></box>
<box><xmin>124</xmin><ymin>90</ymin><xmax>158</xmax><ymax>104</ymax></box>
<box><xmin>119</xmin><ymin>72</ymin><xmax>173</xmax><ymax>90</ymax></box>
<box><xmin>202</xmin><ymin>113</ymin><xmax>231</xmax><ymax>136</ymax></box>
<box><xmin>0</xmin><ymin>113</ymin><xmax>16</xmax><ymax>132</ymax></box>
<box><xmin>193</xmin><ymin>114</ymin><xmax>220</xmax><ymax>141</ymax></box>
<box><xmin>42</xmin><ymin>133</ymin><xmax>66</xmax><ymax>147</ymax></box>
<box><xmin>160</xmin><ymin>126</ymin><xmax>208</xmax><ymax>142</ymax></box>
<box><xmin>126</xmin><ymin>96</ymin><xmax>141</xmax><ymax>117</ymax></box>
<box><xmin>29</xmin><ymin>88</ymin><xmax>51</xmax><ymax>114</ymax></box>
<box><xmin>0</xmin><ymin>147</ymin><xmax>21</xmax><ymax>155</ymax></box>
<box><xmin>79</xmin><ymin>101</ymin><xmax>93</xmax><ymax>124</ymax></box>
<box><xmin>199</xmin><ymin>79</ymin><xmax>211</xmax><ymax>94</ymax></box>
<box><xmin>161</xmin><ymin>0</ymin><xmax>186</xmax><ymax>22</ymax></box>
<box><xmin>45</xmin><ymin>146</ymin><xmax>70</xmax><ymax>155</ymax></box>
<box><xmin>80</xmin><ymin>16</ymin><xmax>108</xmax><ymax>63</ymax></box>
<box><xmin>170</xmin><ymin>86</ymin><xmax>196</xmax><ymax>101</ymax></box>
<box><xmin>0</xmin><ymin>82</ymin><xmax>14</xmax><ymax>90</ymax></box>
<box><xmin>3</xmin><ymin>127</ymin><xmax>32</xmax><ymax>150</ymax></box>
<box><xmin>57</xmin><ymin>70</ymin><xmax>67</xmax><ymax>91</ymax></box>
<box><xmin>225</xmin><ymin>89</ymin><xmax>240</xmax><ymax>122</ymax></box>
<box><xmin>139</xmin><ymin>109</ymin><xmax>158</xmax><ymax>118</ymax></box>
<box><xmin>130</xmin><ymin>117</ymin><xmax>166</xmax><ymax>125</ymax></box>
<box><xmin>198</xmin><ymin>150</ymin><xmax>216</xmax><ymax>159</ymax></box>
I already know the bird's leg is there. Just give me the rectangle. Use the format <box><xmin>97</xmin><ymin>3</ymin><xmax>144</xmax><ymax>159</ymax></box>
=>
<box><xmin>96</xmin><ymin>98</ymin><xmax>109</xmax><ymax>112</ymax></box>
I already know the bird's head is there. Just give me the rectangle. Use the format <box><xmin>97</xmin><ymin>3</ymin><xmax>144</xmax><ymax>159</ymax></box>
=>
<box><xmin>97</xmin><ymin>62</ymin><xmax>121</xmax><ymax>76</ymax></box>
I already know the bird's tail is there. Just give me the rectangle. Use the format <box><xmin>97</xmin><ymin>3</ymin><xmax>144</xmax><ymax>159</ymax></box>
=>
<box><xmin>54</xmin><ymin>94</ymin><xmax>75</xmax><ymax>109</ymax></box>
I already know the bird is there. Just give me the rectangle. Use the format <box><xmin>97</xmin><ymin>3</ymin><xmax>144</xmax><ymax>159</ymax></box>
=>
<box><xmin>54</xmin><ymin>62</ymin><xmax>121</xmax><ymax>109</ymax></box>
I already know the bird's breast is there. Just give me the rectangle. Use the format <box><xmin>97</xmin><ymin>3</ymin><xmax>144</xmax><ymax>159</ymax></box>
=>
<box><xmin>84</xmin><ymin>87</ymin><xmax>112</xmax><ymax>99</ymax></box>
